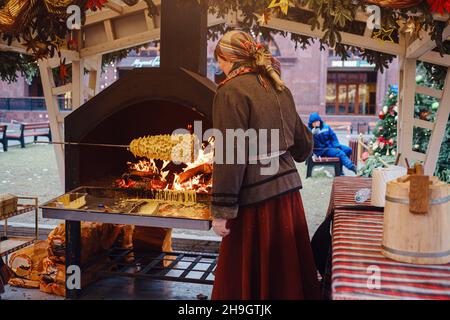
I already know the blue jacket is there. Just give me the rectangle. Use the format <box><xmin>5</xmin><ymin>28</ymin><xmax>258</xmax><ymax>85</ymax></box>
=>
<box><xmin>308</xmin><ymin>112</ymin><xmax>340</xmax><ymax>155</ymax></box>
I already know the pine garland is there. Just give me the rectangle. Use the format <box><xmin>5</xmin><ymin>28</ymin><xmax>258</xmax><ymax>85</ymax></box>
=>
<box><xmin>0</xmin><ymin>0</ymin><xmax>449</xmax><ymax>82</ymax></box>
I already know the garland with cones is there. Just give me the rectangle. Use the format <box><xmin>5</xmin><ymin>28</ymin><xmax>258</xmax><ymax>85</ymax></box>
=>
<box><xmin>0</xmin><ymin>0</ymin><xmax>449</xmax><ymax>82</ymax></box>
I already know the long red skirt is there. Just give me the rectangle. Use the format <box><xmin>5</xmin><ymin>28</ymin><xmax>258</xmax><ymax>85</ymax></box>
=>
<box><xmin>212</xmin><ymin>191</ymin><xmax>321</xmax><ymax>300</ymax></box>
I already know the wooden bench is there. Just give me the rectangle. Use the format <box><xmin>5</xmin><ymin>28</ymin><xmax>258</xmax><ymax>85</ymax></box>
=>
<box><xmin>306</xmin><ymin>155</ymin><xmax>342</xmax><ymax>178</ymax></box>
<box><xmin>350</xmin><ymin>121</ymin><xmax>371</xmax><ymax>134</ymax></box>
<box><xmin>6</xmin><ymin>122</ymin><xmax>51</xmax><ymax>148</ymax></box>
<box><xmin>0</xmin><ymin>125</ymin><xmax>7</xmax><ymax>152</ymax></box>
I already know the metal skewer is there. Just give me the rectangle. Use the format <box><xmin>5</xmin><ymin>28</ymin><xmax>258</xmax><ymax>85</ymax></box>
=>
<box><xmin>34</xmin><ymin>141</ymin><xmax>130</xmax><ymax>149</ymax></box>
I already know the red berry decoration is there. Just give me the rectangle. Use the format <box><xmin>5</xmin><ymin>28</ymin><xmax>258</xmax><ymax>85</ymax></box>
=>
<box><xmin>86</xmin><ymin>0</ymin><xmax>109</xmax><ymax>11</ymax></box>
<box><xmin>427</xmin><ymin>0</ymin><xmax>450</xmax><ymax>15</ymax></box>
<box><xmin>378</xmin><ymin>111</ymin><xmax>385</xmax><ymax>119</ymax></box>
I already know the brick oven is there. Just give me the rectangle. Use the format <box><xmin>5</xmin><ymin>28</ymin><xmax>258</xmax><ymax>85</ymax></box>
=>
<box><xmin>64</xmin><ymin>0</ymin><xmax>216</xmax><ymax>191</ymax></box>
<box><xmin>43</xmin><ymin>0</ymin><xmax>218</xmax><ymax>299</ymax></box>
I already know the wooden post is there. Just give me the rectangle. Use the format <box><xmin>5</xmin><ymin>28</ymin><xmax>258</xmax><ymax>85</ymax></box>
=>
<box><xmin>38</xmin><ymin>61</ymin><xmax>65</xmax><ymax>189</ymax></box>
<box><xmin>357</xmin><ymin>133</ymin><xmax>363</xmax><ymax>165</ymax></box>
<box><xmin>85</xmin><ymin>55</ymin><xmax>102</xmax><ymax>99</ymax></box>
<box><xmin>397</xmin><ymin>58</ymin><xmax>417</xmax><ymax>167</ymax></box>
<box><xmin>424</xmin><ymin>67</ymin><xmax>450</xmax><ymax>175</ymax></box>
<box><xmin>71</xmin><ymin>59</ymin><xmax>84</xmax><ymax>109</ymax></box>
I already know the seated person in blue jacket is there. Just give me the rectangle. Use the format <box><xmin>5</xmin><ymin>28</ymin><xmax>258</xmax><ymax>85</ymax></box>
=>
<box><xmin>308</xmin><ymin>112</ymin><xmax>357</xmax><ymax>174</ymax></box>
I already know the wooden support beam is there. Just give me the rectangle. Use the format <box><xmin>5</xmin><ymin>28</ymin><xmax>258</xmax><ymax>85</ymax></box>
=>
<box><xmin>88</xmin><ymin>55</ymin><xmax>103</xmax><ymax>95</ymax></box>
<box><xmin>81</xmin><ymin>29</ymin><xmax>160</xmax><ymax>57</ymax></box>
<box><xmin>144</xmin><ymin>8</ymin><xmax>156</xmax><ymax>30</ymax></box>
<box><xmin>424</xmin><ymin>67</ymin><xmax>450</xmax><ymax>175</ymax></box>
<box><xmin>51</xmin><ymin>83</ymin><xmax>72</xmax><ymax>96</ymax></box>
<box><xmin>0</xmin><ymin>39</ymin><xmax>28</xmax><ymax>54</ymax></box>
<box><xmin>410</xmin><ymin>151</ymin><xmax>427</xmax><ymax>162</ymax></box>
<box><xmin>266</xmin><ymin>17</ymin><xmax>404</xmax><ymax>56</ymax></box>
<box><xmin>420</xmin><ymin>51</ymin><xmax>450</xmax><ymax>67</ymax></box>
<box><xmin>413</xmin><ymin>118</ymin><xmax>435</xmax><ymax>131</ymax></box>
<box><xmin>415</xmin><ymin>85</ymin><xmax>443</xmax><ymax>99</ymax></box>
<box><xmin>71</xmin><ymin>59</ymin><xmax>85</xmax><ymax>109</ymax></box>
<box><xmin>407</xmin><ymin>24</ymin><xmax>450</xmax><ymax>59</ymax></box>
<box><xmin>38</xmin><ymin>61</ymin><xmax>65</xmax><ymax>188</ymax></box>
<box><xmin>104</xmin><ymin>20</ymin><xmax>115</xmax><ymax>42</ymax></box>
<box><xmin>46</xmin><ymin>50</ymin><xmax>80</xmax><ymax>69</ymax></box>
<box><xmin>81</xmin><ymin>8</ymin><xmax>224</xmax><ymax>58</ymax></box>
<box><xmin>105</xmin><ymin>1</ymin><xmax>124</xmax><ymax>14</ymax></box>
<box><xmin>57</xmin><ymin>113</ymin><xmax>68</xmax><ymax>123</ymax></box>
<box><xmin>398</xmin><ymin>59</ymin><xmax>417</xmax><ymax>166</ymax></box>
<box><xmin>85</xmin><ymin>0</ymin><xmax>160</xmax><ymax>26</ymax></box>
<box><xmin>84</xmin><ymin>86</ymin><xmax>95</xmax><ymax>98</ymax></box>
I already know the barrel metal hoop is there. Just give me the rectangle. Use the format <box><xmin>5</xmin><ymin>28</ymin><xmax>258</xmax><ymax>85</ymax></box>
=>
<box><xmin>382</xmin><ymin>245</ymin><xmax>450</xmax><ymax>258</ymax></box>
<box><xmin>385</xmin><ymin>195</ymin><xmax>450</xmax><ymax>206</ymax></box>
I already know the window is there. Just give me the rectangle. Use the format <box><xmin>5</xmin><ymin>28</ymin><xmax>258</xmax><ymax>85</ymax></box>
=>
<box><xmin>326</xmin><ymin>71</ymin><xmax>377</xmax><ymax>115</ymax></box>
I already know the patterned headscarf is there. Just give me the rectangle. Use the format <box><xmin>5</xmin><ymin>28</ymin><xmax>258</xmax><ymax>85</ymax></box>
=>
<box><xmin>214</xmin><ymin>30</ymin><xmax>286</xmax><ymax>92</ymax></box>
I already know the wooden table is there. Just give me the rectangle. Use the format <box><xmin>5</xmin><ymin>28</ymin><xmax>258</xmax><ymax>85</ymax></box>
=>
<box><xmin>325</xmin><ymin>177</ymin><xmax>450</xmax><ymax>300</ymax></box>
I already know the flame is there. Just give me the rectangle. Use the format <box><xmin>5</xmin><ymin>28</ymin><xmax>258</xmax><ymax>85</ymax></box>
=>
<box><xmin>128</xmin><ymin>160</ymin><xmax>158</xmax><ymax>173</ymax></box>
<box><xmin>118</xmin><ymin>136</ymin><xmax>214</xmax><ymax>193</ymax></box>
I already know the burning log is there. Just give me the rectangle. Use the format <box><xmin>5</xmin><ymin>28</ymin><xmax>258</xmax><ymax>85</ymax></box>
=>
<box><xmin>129</xmin><ymin>170</ymin><xmax>157</xmax><ymax>178</ymax></box>
<box><xmin>178</xmin><ymin>164</ymin><xmax>212</xmax><ymax>184</ymax></box>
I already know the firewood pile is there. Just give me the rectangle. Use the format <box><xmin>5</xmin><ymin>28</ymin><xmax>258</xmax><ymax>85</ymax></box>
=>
<box><xmin>8</xmin><ymin>222</ymin><xmax>134</xmax><ymax>296</ymax></box>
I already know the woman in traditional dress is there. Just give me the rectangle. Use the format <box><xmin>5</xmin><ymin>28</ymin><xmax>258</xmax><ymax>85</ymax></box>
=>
<box><xmin>211</xmin><ymin>30</ymin><xmax>321</xmax><ymax>300</ymax></box>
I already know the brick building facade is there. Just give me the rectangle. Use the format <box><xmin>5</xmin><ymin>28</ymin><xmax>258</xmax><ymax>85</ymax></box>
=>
<box><xmin>1</xmin><ymin>34</ymin><xmax>399</xmax><ymax>125</ymax></box>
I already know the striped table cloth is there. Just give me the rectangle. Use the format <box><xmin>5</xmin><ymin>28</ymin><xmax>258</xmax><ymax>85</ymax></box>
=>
<box><xmin>327</xmin><ymin>176</ymin><xmax>373</xmax><ymax>215</ymax></box>
<box><xmin>331</xmin><ymin>209</ymin><xmax>450</xmax><ymax>300</ymax></box>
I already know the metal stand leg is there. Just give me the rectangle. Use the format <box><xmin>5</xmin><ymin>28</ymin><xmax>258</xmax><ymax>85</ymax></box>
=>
<box><xmin>306</xmin><ymin>157</ymin><xmax>313</xmax><ymax>178</ymax></box>
<box><xmin>66</xmin><ymin>221</ymin><xmax>81</xmax><ymax>299</ymax></box>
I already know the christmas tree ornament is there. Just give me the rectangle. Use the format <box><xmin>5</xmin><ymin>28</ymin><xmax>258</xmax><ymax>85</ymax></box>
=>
<box><xmin>389</xmin><ymin>106</ymin><xmax>396</xmax><ymax>116</ymax></box>
<box><xmin>402</xmin><ymin>17</ymin><xmax>423</xmax><ymax>41</ymax></box>
<box><xmin>268</xmin><ymin>0</ymin><xmax>290</xmax><ymax>15</ymax></box>
<box><xmin>86</xmin><ymin>0</ymin><xmax>108</xmax><ymax>11</ymax></box>
<box><xmin>59</xmin><ymin>58</ymin><xmax>69</xmax><ymax>84</ymax></box>
<box><xmin>256</xmin><ymin>10</ymin><xmax>272</xmax><ymax>25</ymax></box>
<box><xmin>372</xmin><ymin>27</ymin><xmax>395</xmax><ymax>43</ymax></box>
<box><xmin>383</xmin><ymin>106</ymin><xmax>389</xmax><ymax>114</ymax></box>
<box><xmin>379</xmin><ymin>111</ymin><xmax>385</xmax><ymax>119</ymax></box>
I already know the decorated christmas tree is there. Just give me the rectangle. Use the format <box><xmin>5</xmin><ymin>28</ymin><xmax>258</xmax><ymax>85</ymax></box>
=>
<box><xmin>371</xmin><ymin>85</ymin><xmax>399</xmax><ymax>157</ymax></box>
<box><xmin>361</xmin><ymin>63</ymin><xmax>450</xmax><ymax>183</ymax></box>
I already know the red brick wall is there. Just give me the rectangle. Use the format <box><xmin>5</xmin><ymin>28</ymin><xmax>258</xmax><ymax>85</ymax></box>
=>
<box><xmin>0</xmin><ymin>75</ymin><xmax>28</xmax><ymax>97</ymax></box>
<box><xmin>273</xmin><ymin>35</ymin><xmax>327</xmax><ymax>115</ymax></box>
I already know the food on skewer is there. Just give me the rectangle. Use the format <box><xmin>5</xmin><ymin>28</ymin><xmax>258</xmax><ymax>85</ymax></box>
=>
<box><xmin>129</xmin><ymin>134</ymin><xmax>198</xmax><ymax>163</ymax></box>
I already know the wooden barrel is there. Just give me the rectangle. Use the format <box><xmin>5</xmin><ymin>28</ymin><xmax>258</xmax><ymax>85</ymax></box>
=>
<box><xmin>382</xmin><ymin>177</ymin><xmax>450</xmax><ymax>264</ymax></box>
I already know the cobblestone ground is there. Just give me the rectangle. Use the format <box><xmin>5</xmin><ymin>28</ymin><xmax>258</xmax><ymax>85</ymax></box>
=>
<box><xmin>0</xmin><ymin>139</ymin><xmax>350</xmax><ymax>238</ymax></box>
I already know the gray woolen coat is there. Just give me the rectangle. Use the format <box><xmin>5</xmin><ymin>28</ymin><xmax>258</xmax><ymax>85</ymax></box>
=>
<box><xmin>211</xmin><ymin>73</ymin><xmax>313</xmax><ymax>219</ymax></box>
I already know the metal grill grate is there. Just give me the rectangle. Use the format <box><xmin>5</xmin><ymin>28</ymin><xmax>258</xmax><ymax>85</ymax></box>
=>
<box><xmin>93</xmin><ymin>248</ymin><xmax>217</xmax><ymax>285</ymax></box>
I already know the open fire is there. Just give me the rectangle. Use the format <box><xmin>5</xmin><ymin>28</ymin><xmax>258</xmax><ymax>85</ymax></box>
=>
<box><xmin>115</xmin><ymin>137</ymin><xmax>214</xmax><ymax>194</ymax></box>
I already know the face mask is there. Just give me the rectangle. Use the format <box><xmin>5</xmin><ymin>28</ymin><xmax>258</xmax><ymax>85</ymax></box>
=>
<box><xmin>311</xmin><ymin>127</ymin><xmax>320</xmax><ymax>135</ymax></box>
